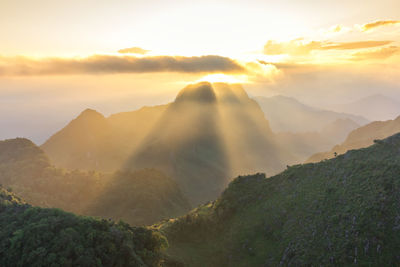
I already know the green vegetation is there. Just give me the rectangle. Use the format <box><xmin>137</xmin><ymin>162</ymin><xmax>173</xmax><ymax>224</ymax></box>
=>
<box><xmin>158</xmin><ymin>132</ymin><xmax>400</xmax><ymax>266</ymax></box>
<box><xmin>0</xmin><ymin>186</ymin><xmax>167</xmax><ymax>266</ymax></box>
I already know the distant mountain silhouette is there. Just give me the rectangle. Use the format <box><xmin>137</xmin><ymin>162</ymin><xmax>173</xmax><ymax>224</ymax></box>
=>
<box><xmin>254</xmin><ymin>95</ymin><xmax>369</xmax><ymax>133</ymax></box>
<box><xmin>307</xmin><ymin>115</ymin><xmax>400</xmax><ymax>163</ymax></box>
<box><xmin>41</xmin><ymin>105</ymin><xmax>167</xmax><ymax>171</ymax></box>
<box><xmin>330</xmin><ymin>94</ymin><xmax>400</xmax><ymax>121</ymax></box>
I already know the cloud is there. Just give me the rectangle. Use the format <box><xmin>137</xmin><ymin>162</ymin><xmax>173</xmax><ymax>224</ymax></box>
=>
<box><xmin>351</xmin><ymin>46</ymin><xmax>400</xmax><ymax>61</ymax></box>
<box><xmin>0</xmin><ymin>55</ymin><xmax>245</xmax><ymax>76</ymax></box>
<box><xmin>118</xmin><ymin>47</ymin><xmax>150</xmax><ymax>54</ymax></box>
<box><xmin>361</xmin><ymin>20</ymin><xmax>400</xmax><ymax>31</ymax></box>
<box><xmin>263</xmin><ymin>39</ymin><xmax>393</xmax><ymax>55</ymax></box>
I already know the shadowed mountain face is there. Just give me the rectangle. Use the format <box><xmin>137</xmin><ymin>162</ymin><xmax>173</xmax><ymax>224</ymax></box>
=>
<box><xmin>307</xmin><ymin>115</ymin><xmax>400</xmax><ymax>163</ymax></box>
<box><xmin>42</xmin><ymin>82</ymin><xmax>295</xmax><ymax>205</ymax></box>
<box><xmin>254</xmin><ymin>95</ymin><xmax>369</xmax><ymax>133</ymax></box>
<box><xmin>87</xmin><ymin>169</ymin><xmax>191</xmax><ymax>226</ymax></box>
<box><xmin>158</xmin><ymin>132</ymin><xmax>400</xmax><ymax>266</ymax></box>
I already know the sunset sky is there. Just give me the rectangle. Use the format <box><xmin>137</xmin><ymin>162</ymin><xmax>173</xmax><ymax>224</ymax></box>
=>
<box><xmin>1</xmin><ymin>0</ymin><xmax>400</xmax><ymax>142</ymax></box>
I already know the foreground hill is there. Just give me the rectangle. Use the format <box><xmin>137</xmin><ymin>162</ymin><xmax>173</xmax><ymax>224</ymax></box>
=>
<box><xmin>42</xmin><ymin>82</ymin><xmax>295</xmax><ymax>205</ymax></box>
<box><xmin>0</xmin><ymin>186</ymin><xmax>167</xmax><ymax>266</ymax></box>
<box><xmin>254</xmin><ymin>95</ymin><xmax>368</xmax><ymax>133</ymax></box>
<box><xmin>0</xmin><ymin>138</ymin><xmax>190</xmax><ymax>225</ymax></box>
<box><xmin>157</xmin><ymin>132</ymin><xmax>400</xmax><ymax>266</ymax></box>
<box><xmin>307</xmin><ymin>115</ymin><xmax>400</xmax><ymax>163</ymax></box>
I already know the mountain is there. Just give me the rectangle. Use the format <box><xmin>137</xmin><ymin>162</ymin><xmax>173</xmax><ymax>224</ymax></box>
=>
<box><xmin>254</xmin><ymin>95</ymin><xmax>369</xmax><ymax>133</ymax></box>
<box><xmin>0</xmin><ymin>138</ymin><xmax>190</xmax><ymax>225</ymax></box>
<box><xmin>307</xmin><ymin>115</ymin><xmax>400</xmax><ymax>163</ymax></box>
<box><xmin>42</xmin><ymin>82</ymin><xmax>296</xmax><ymax>205</ymax></box>
<box><xmin>157</xmin><ymin>132</ymin><xmax>400</xmax><ymax>266</ymax></box>
<box><xmin>330</xmin><ymin>94</ymin><xmax>400</xmax><ymax>121</ymax></box>
<box><xmin>0</xmin><ymin>186</ymin><xmax>167</xmax><ymax>266</ymax></box>
<box><xmin>41</xmin><ymin>105</ymin><xmax>167</xmax><ymax>171</ymax></box>
<box><xmin>124</xmin><ymin>82</ymin><xmax>294</xmax><ymax>205</ymax></box>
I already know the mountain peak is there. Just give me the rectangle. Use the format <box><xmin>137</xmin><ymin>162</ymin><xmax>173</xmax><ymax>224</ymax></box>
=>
<box><xmin>77</xmin><ymin>108</ymin><xmax>105</xmax><ymax>120</ymax></box>
<box><xmin>174</xmin><ymin>82</ymin><xmax>217</xmax><ymax>103</ymax></box>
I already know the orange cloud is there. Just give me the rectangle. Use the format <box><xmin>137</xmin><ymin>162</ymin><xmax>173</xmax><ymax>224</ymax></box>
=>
<box><xmin>361</xmin><ymin>20</ymin><xmax>400</xmax><ymax>31</ymax></box>
<box><xmin>264</xmin><ymin>39</ymin><xmax>393</xmax><ymax>55</ymax></box>
<box><xmin>118</xmin><ymin>47</ymin><xmax>150</xmax><ymax>54</ymax></box>
<box><xmin>0</xmin><ymin>55</ymin><xmax>245</xmax><ymax>76</ymax></box>
<box><xmin>320</xmin><ymin>41</ymin><xmax>393</xmax><ymax>50</ymax></box>
<box><xmin>351</xmin><ymin>46</ymin><xmax>400</xmax><ymax>61</ymax></box>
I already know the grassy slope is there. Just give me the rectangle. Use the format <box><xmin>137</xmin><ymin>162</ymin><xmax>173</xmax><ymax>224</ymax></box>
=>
<box><xmin>158</xmin><ymin>133</ymin><xmax>400</xmax><ymax>266</ymax></box>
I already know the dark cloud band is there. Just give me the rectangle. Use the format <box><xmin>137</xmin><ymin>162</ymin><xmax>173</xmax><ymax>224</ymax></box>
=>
<box><xmin>0</xmin><ymin>55</ymin><xmax>245</xmax><ymax>76</ymax></box>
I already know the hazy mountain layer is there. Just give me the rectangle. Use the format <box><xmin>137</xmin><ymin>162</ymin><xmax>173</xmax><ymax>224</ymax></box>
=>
<box><xmin>330</xmin><ymin>94</ymin><xmax>400</xmax><ymax>121</ymax></box>
<box><xmin>0</xmin><ymin>138</ymin><xmax>190</xmax><ymax>226</ymax></box>
<box><xmin>307</xmin><ymin>115</ymin><xmax>400</xmax><ymax>163</ymax></box>
<box><xmin>254</xmin><ymin>95</ymin><xmax>368</xmax><ymax>133</ymax></box>
<box><xmin>278</xmin><ymin>118</ymin><xmax>360</xmax><ymax>161</ymax></box>
<box><xmin>157</xmin><ymin>132</ymin><xmax>400</xmax><ymax>266</ymax></box>
<box><xmin>0</xmin><ymin>186</ymin><xmax>167</xmax><ymax>266</ymax></box>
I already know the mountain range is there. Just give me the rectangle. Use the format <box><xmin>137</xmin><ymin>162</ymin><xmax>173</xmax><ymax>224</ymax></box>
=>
<box><xmin>41</xmin><ymin>82</ymin><xmax>296</xmax><ymax>205</ymax></box>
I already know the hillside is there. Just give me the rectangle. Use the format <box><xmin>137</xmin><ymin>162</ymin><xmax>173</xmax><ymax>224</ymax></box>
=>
<box><xmin>254</xmin><ymin>95</ymin><xmax>368</xmax><ymax>133</ymax></box>
<box><xmin>42</xmin><ymin>82</ymin><xmax>295</xmax><ymax>205</ymax></box>
<box><xmin>0</xmin><ymin>138</ymin><xmax>190</xmax><ymax>226</ymax></box>
<box><xmin>307</xmin><ymin>115</ymin><xmax>400</xmax><ymax>163</ymax></box>
<box><xmin>0</xmin><ymin>186</ymin><xmax>167</xmax><ymax>266</ymax></box>
<box><xmin>157</xmin><ymin>133</ymin><xmax>400</xmax><ymax>266</ymax></box>
<box><xmin>330</xmin><ymin>94</ymin><xmax>400</xmax><ymax>121</ymax></box>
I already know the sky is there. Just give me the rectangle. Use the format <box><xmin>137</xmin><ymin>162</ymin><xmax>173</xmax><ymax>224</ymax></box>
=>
<box><xmin>0</xmin><ymin>0</ymin><xmax>400</xmax><ymax>143</ymax></box>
